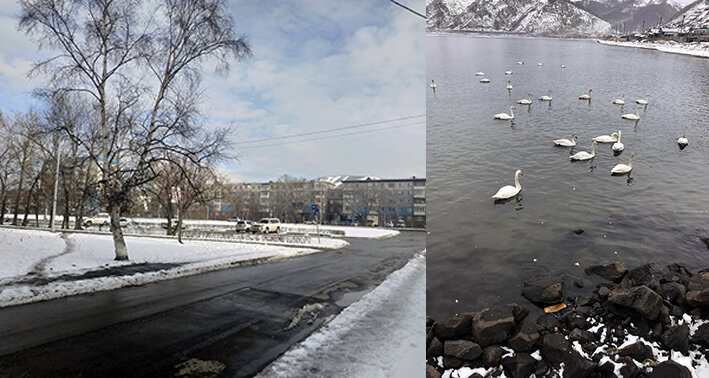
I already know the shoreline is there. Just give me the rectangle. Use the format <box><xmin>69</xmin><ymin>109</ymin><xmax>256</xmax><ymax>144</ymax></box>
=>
<box><xmin>596</xmin><ymin>39</ymin><xmax>709</xmax><ymax>59</ymax></box>
<box><xmin>426</xmin><ymin>261</ymin><xmax>709</xmax><ymax>377</ymax></box>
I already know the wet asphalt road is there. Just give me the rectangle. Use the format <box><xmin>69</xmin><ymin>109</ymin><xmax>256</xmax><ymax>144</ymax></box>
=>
<box><xmin>0</xmin><ymin>231</ymin><xmax>424</xmax><ymax>377</ymax></box>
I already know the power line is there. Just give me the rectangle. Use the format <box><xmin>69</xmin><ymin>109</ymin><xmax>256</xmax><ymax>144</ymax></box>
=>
<box><xmin>388</xmin><ymin>0</ymin><xmax>425</xmax><ymax>19</ymax></box>
<box><xmin>239</xmin><ymin>120</ymin><xmax>424</xmax><ymax>150</ymax></box>
<box><xmin>234</xmin><ymin>114</ymin><xmax>424</xmax><ymax>145</ymax></box>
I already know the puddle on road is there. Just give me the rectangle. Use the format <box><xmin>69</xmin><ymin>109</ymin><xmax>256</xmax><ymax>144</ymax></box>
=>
<box><xmin>334</xmin><ymin>288</ymin><xmax>368</xmax><ymax>307</ymax></box>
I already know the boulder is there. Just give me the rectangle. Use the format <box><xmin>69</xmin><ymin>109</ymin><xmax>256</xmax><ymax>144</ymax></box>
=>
<box><xmin>619</xmin><ymin>361</ymin><xmax>638</xmax><ymax>378</ymax></box>
<box><xmin>433</xmin><ymin>313</ymin><xmax>472</xmax><ymax>340</ymax></box>
<box><xmin>618</xmin><ymin>341</ymin><xmax>654</xmax><ymax>362</ymax></box>
<box><xmin>472</xmin><ymin>305</ymin><xmax>523</xmax><ymax>347</ymax></box>
<box><xmin>427</xmin><ymin>337</ymin><xmax>443</xmax><ymax>359</ymax></box>
<box><xmin>690</xmin><ymin>323</ymin><xmax>709</xmax><ymax>347</ymax></box>
<box><xmin>619</xmin><ymin>264</ymin><xmax>654</xmax><ymax>288</ymax></box>
<box><xmin>607</xmin><ymin>285</ymin><xmax>663</xmax><ymax>320</ymax></box>
<box><xmin>501</xmin><ymin>353</ymin><xmax>537</xmax><ymax>378</ymax></box>
<box><xmin>585</xmin><ymin>262</ymin><xmax>627</xmax><ymax>282</ymax></box>
<box><xmin>536</xmin><ymin>314</ymin><xmax>558</xmax><ymax>332</ymax></box>
<box><xmin>480</xmin><ymin>345</ymin><xmax>504</xmax><ymax>367</ymax></box>
<box><xmin>508</xmin><ymin>320</ymin><xmax>540</xmax><ymax>352</ymax></box>
<box><xmin>568</xmin><ymin>328</ymin><xmax>596</xmax><ymax>344</ymax></box>
<box><xmin>686</xmin><ymin>271</ymin><xmax>709</xmax><ymax>308</ymax></box>
<box><xmin>443</xmin><ymin>339</ymin><xmax>482</xmax><ymax>361</ymax></box>
<box><xmin>598</xmin><ymin>286</ymin><xmax>611</xmax><ymax>299</ymax></box>
<box><xmin>426</xmin><ymin>364</ymin><xmax>441</xmax><ymax>378</ymax></box>
<box><xmin>658</xmin><ymin>282</ymin><xmax>686</xmax><ymax>305</ymax></box>
<box><xmin>650</xmin><ymin>360</ymin><xmax>692</xmax><ymax>378</ymax></box>
<box><xmin>564</xmin><ymin>313</ymin><xmax>591</xmax><ymax>330</ymax></box>
<box><xmin>522</xmin><ymin>276</ymin><xmax>565</xmax><ymax>305</ymax></box>
<box><xmin>660</xmin><ymin>324</ymin><xmax>689</xmax><ymax>355</ymax></box>
<box><xmin>540</xmin><ymin>333</ymin><xmax>596</xmax><ymax>378</ymax></box>
<box><xmin>442</xmin><ymin>356</ymin><xmax>462</xmax><ymax>369</ymax></box>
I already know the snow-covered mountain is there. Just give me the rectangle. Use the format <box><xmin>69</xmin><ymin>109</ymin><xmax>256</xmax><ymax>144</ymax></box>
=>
<box><xmin>571</xmin><ymin>0</ymin><xmax>682</xmax><ymax>32</ymax></box>
<box><xmin>665</xmin><ymin>0</ymin><xmax>709</xmax><ymax>29</ymax></box>
<box><xmin>427</xmin><ymin>0</ymin><xmax>613</xmax><ymax>37</ymax></box>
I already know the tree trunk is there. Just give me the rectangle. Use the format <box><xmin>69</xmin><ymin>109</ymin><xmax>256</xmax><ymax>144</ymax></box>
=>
<box><xmin>0</xmin><ymin>173</ymin><xmax>6</xmax><ymax>224</ymax></box>
<box><xmin>22</xmin><ymin>173</ymin><xmax>41</xmax><ymax>226</ymax></box>
<box><xmin>12</xmin><ymin>159</ymin><xmax>26</xmax><ymax>226</ymax></box>
<box><xmin>177</xmin><ymin>208</ymin><xmax>184</xmax><ymax>244</ymax></box>
<box><xmin>109</xmin><ymin>204</ymin><xmax>129</xmax><ymax>260</ymax></box>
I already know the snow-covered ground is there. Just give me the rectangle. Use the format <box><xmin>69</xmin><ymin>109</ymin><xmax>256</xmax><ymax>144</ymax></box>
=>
<box><xmin>597</xmin><ymin>39</ymin><xmax>709</xmax><ymax>58</ymax></box>
<box><xmin>283</xmin><ymin>224</ymin><xmax>400</xmax><ymax>239</ymax></box>
<box><xmin>258</xmin><ymin>251</ymin><xmax>425</xmax><ymax>378</ymax></box>
<box><xmin>0</xmin><ymin>228</ymin><xmax>344</xmax><ymax>308</ymax></box>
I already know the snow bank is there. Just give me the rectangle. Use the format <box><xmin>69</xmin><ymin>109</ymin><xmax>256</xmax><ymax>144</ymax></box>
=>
<box><xmin>0</xmin><ymin>228</ymin><xmax>336</xmax><ymax>308</ymax></box>
<box><xmin>257</xmin><ymin>251</ymin><xmax>425</xmax><ymax>378</ymax></box>
<box><xmin>283</xmin><ymin>224</ymin><xmax>400</xmax><ymax>239</ymax></box>
<box><xmin>597</xmin><ymin>39</ymin><xmax>709</xmax><ymax>58</ymax></box>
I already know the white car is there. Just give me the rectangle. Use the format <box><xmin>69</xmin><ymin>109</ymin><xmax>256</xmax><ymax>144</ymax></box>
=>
<box><xmin>83</xmin><ymin>213</ymin><xmax>110</xmax><ymax>227</ymax></box>
<box><xmin>235</xmin><ymin>220</ymin><xmax>254</xmax><ymax>232</ymax></box>
<box><xmin>252</xmin><ymin>218</ymin><xmax>281</xmax><ymax>234</ymax></box>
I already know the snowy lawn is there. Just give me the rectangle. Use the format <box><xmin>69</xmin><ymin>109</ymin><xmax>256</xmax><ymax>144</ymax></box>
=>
<box><xmin>597</xmin><ymin>39</ymin><xmax>709</xmax><ymax>58</ymax></box>
<box><xmin>283</xmin><ymin>224</ymin><xmax>400</xmax><ymax>239</ymax></box>
<box><xmin>0</xmin><ymin>227</ymin><xmax>344</xmax><ymax>308</ymax></box>
<box><xmin>257</xmin><ymin>251</ymin><xmax>425</xmax><ymax>378</ymax></box>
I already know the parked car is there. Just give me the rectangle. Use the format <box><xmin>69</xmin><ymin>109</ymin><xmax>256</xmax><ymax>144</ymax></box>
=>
<box><xmin>251</xmin><ymin>218</ymin><xmax>281</xmax><ymax>234</ymax></box>
<box><xmin>395</xmin><ymin>219</ymin><xmax>406</xmax><ymax>228</ymax></box>
<box><xmin>83</xmin><ymin>213</ymin><xmax>110</xmax><ymax>227</ymax></box>
<box><xmin>235</xmin><ymin>220</ymin><xmax>254</xmax><ymax>232</ymax></box>
<box><xmin>384</xmin><ymin>221</ymin><xmax>394</xmax><ymax>228</ymax></box>
<box><xmin>304</xmin><ymin>220</ymin><xmax>315</xmax><ymax>225</ymax></box>
<box><xmin>227</xmin><ymin>216</ymin><xmax>240</xmax><ymax>222</ymax></box>
<box><xmin>119</xmin><ymin>218</ymin><xmax>130</xmax><ymax>227</ymax></box>
<box><xmin>366</xmin><ymin>219</ymin><xmax>378</xmax><ymax>227</ymax></box>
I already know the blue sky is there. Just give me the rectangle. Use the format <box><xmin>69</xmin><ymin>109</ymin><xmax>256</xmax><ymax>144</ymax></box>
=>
<box><xmin>0</xmin><ymin>0</ymin><xmax>426</xmax><ymax>182</ymax></box>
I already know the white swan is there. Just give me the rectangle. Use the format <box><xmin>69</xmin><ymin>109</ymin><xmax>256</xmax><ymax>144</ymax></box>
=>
<box><xmin>678</xmin><ymin>133</ymin><xmax>688</xmax><ymax>146</ymax></box>
<box><xmin>554</xmin><ymin>133</ymin><xmax>578</xmax><ymax>147</ymax></box>
<box><xmin>593</xmin><ymin>132</ymin><xmax>618</xmax><ymax>143</ymax></box>
<box><xmin>636</xmin><ymin>94</ymin><xmax>650</xmax><ymax>105</ymax></box>
<box><xmin>611</xmin><ymin>152</ymin><xmax>637</xmax><ymax>174</ymax></box>
<box><xmin>505</xmin><ymin>70</ymin><xmax>512</xmax><ymax>75</ymax></box>
<box><xmin>517</xmin><ymin>93</ymin><xmax>532</xmax><ymax>105</ymax></box>
<box><xmin>475</xmin><ymin>72</ymin><xmax>485</xmax><ymax>76</ymax></box>
<box><xmin>517</xmin><ymin>61</ymin><xmax>524</xmax><ymax>65</ymax></box>
<box><xmin>492</xmin><ymin>170</ymin><xmax>523</xmax><ymax>200</ymax></box>
<box><xmin>506</xmin><ymin>80</ymin><xmax>513</xmax><ymax>90</ymax></box>
<box><xmin>612</xmin><ymin>130</ymin><xmax>624</xmax><ymax>152</ymax></box>
<box><xmin>561</xmin><ymin>64</ymin><xmax>566</xmax><ymax>68</ymax></box>
<box><xmin>480</xmin><ymin>78</ymin><xmax>490</xmax><ymax>83</ymax></box>
<box><xmin>494</xmin><ymin>106</ymin><xmax>516</xmax><ymax>120</ymax></box>
<box><xmin>579</xmin><ymin>89</ymin><xmax>592</xmax><ymax>100</ymax></box>
<box><xmin>570</xmin><ymin>141</ymin><xmax>598</xmax><ymax>161</ymax></box>
<box><xmin>537</xmin><ymin>62</ymin><xmax>543</xmax><ymax>66</ymax></box>
<box><xmin>430</xmin><ymin>80</ymin><xmax>437</xmax><ymax>91</ymax></box>
<box><xmin>613</xmin><ymin>95</ymin><xmax>625</xmax><ymax>105</ymax></box>
<box><xmin>622</xmin><ymin>105</ymin><xmax>641</xmax><ymax>120</ymax></box>
<box><xmin>539</xmin><ymin>90</ymin><xmax>553</xmax><ymax>101</ymax></box>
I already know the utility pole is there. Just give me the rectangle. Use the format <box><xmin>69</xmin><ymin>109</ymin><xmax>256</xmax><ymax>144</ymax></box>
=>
<box><xmin>50</xmin><ymin>139</ymin><xmax>60</xmax><ymax>231</ymax></box>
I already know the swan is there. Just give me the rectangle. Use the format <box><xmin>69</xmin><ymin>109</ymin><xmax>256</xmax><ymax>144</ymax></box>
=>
<box><xmin>430</xmin><ymin>80</ymin><xmax>437</xmax><ymax>92</ymax></box>
<box><xmin>612</xmin><ymin>130</ymin><xmax>624</xmax><ymax>152</ymax></box>
<box><xmin>539</xmin><ymin>90</ymin><xmax>553</xmax><ymax>101</ymax></box>
<box><xmin>492</xmin><ymin>170</ymin><xmax>523</xmax><ymax>200</ymax></box>
<box><xmin>480</xmin><ymin>78</ymin><xmax>490</xmax><ymax>83</ymax></box>
<box><xmin>475</xmin><ymin>72</ymin><xmax>485</xmax><ymax>76</ymax></box>
<box><xmin>678</xmin><ymin>133</ymin><xmax>688</xmax><ymax>146</ymax></box>
<box><xmin>554</xmin><ymin>133</ymin><xmax>578</xmax><ymax>147</ymax></box>
<box><xmin>506</xmin><ymin>80</ymin><xmax>513</xmax><ymax>90</ymax></box>
<box><xmin>537</xmin><ymin>62</ymin><xmax>543</xmax><ymax>66</ymax></box>
<box><xmin>517</xmin><ymin>61</ymin><xmax>524</xmax><ymax>65</ymax></box>
<box><xmin>611</xmin><ymin>152</ymin><xmax>637</xmax><ymax>174</ymax></box>
<box><xmin>593</xmin><ymin>132</ymin><xmax>618</xmax><ymax>143</ymax></box>
<box><xmin>579</xmin><ymin>89</ymin><xmax>592</xmax><ymax>100</ymax></box>
<box><xmin>622</xmin><ymin>105</ymin><xmax>641</xmax><ymax>120</ymax></box>
<box><xmin>517</xmin><ymin>93</ymin><xmax>532</xmax><ymax>105</ymax></box>
<box><xmin>505</xmin><ymin>70</ymin><xmax>512</xmax><ymax>75</ymax></box>
<box><xmin>636</xmin><ymin>94</ymin><xmax>650</xmax><ymax>105</ymax></box>
<box><xmin>613</xmin><ymin>95</ymin><xmax>625</xmax><ymax>105</ymax></box>
<box><xmin>570</xmin><ymin>141</ymin><xmax>598</xmax><ymax>161</ymax></box>
<box><xmin>494</xmin><ymin>106</ymin><xmax>516</xmax><ymax>120</ymax></box>
<box><xmin>561</xmin><ymin>64</ymin><xmax>566</xmax><ymax>68</ymax></box>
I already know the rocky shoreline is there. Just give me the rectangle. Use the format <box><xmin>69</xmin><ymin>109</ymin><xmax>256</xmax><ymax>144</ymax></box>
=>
<box><xmin>426</xmin><ymin>262</ymin><xmax>709</xmax><ymax>378</ymax></box>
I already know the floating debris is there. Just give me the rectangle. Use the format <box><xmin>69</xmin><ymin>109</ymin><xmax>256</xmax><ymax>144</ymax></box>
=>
<box><xmin>544</xmin><ymin>303</ymin><xmax>567</xmax><ymax>313</ymax></box>
<box><xmin>574</xmin><ymin>262</ymin><xmax>580</xmax><ymax>266</ymax></box>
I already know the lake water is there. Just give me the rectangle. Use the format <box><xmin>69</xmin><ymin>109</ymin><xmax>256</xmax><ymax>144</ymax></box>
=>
<box><xmin>426</xmin><ymin>34</ymin><xmax>709</xmax><ymax>319</ymax></box>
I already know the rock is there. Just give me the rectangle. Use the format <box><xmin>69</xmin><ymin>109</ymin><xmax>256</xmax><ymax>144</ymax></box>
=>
<box><xmin>618</xmin><ymin>341</ymin><xmax>654</xmax><ymax>362</ymax></box>
<box><xmin>667</xmin><ymin>263</ymin><xmax>692</xmax><ymax>285</ymax></box>
<box><xmin>658</xmin><ymin>282</ymin><xmax>686</xmax><ymax>305</ymax></box>
<box><xmin>620</xmin><ymin>264</ymin><xmax>654</xmax><ymax>288</ymax></box>
<box><xmin>444</xmin><ymin>339</ymin><xmax>482</xmax><ymax>361</ymax></box>
<box><xmin>607</xmin><ymin>285</ymin><xmax>663</xmax><ymax>320</ymax></box>
<box><xmin>585</xmin><ymin>262</ymin><xmax>627</xmax><ymax>282</ymax></box>
<box><xmin>660</xmin><ymin>324</ymin><xmax>689</xmax><ymax>355</ymax></box>
<box><xmin>686</xmin><ymin>271</ymin><xmax>709</xmax><ymax>308</ymax></box>
<box><xmin>597</xmin><ymin>361</ymin><xmax>615</xmax><ymax>374</ymax></box>
<box><xmin>501</xmin><ymin>353</ymin><xmax>537</xmax><ymax>378</ymax></box>
<box><xmin>536</xmin><ymin>314</ymin><xmax>558</xmax><ymax>332</ymax></box>
<box><xmin>598</xmin><ymin>286</ymin><xmax>611</xmax><ymax>299</ymax></box>
<box><xmin>691</xmin><ymin>323</ymin><xmax>709</xmax><ymax>347</ymax></box>
<box><xmin>426</xmin><ymin>316</ymin><xmax>434</xmax><ymax>327</ymax></box>
<box><xmin>480</xmin><ymin>346</ymin><xmax>504</xmax><ymax>367</ymax></box>
<box><xmin>433</xmin><ymin>313</ymin><xmax>472</xmax><ymax>340</ymax></box>
<box><xmin>426</xmin><ymin>364</ymin><xmax>441</xmax><ymax>378</ymax></box>
<box><xmin>522</xmin><ymin>276</ymin><xmax>565</xmax><ymax>305</ymax></box>
<box><xmin>650</xmin><ymin>360</ymin><xmax>692</xmax><ymax>378</ymax></box>
<box><xmin>619</xmin><ymin>361</ymin><xmax>638</xmax><ymax>378</ymax></box>
<box><xmin>540</xmin><ymin>334</ymin><xmax>596</xmax><ymax>378</ymax></box>
<box><xmin>573</xmin><ymin>228</ymin><xmax>584</xmax><ymax>235</ymax></box>
<box><xmin>472</xmin><ymin>305</ymin><xmax>523</xmax><ymax>347</ymax></box>
<box><xmin>657</xmin><ymin>305</ymin><xmax>671</xmax><ymax>324</ymax></box>
<box><xmin>508</xmin><ymin>320</ymin><xmax>540</xmax><ymax>352</ymax></box>
<box><xmin>427</xmin><ymin>337</ymin><xmax>443</xmax><ymax>359</ymax></box>
<box><xmin>442</xmin><ymin>355</ymin><xmax>462</xmax><ymax>369</ymax></box>
<box><xmin>568</xmin><ymin>328</ymin><xmax>596</xmax><ymax>344</ymax></box>
<box><xmin>534</xmin><ymin>360</ymin><xmax>550</xmax><ymax>376</ymax></box>
<box><xmin>573</xmin><ymin>279</ymin><xmax>585</xmax><ymax>288</ymax></box>
<box><xmin>564</xmin><ymin>313</ymin><xmax>591</xmax><ymax>330</ymax></box>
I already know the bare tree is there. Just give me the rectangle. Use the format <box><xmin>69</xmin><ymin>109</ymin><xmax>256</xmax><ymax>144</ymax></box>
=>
<box><xmin>20</xmin><ymin>0</ymin><xmax>251</xmax><ymax>260</ymax></box>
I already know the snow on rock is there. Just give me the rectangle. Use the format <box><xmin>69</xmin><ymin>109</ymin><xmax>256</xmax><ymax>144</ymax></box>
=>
<box><xmin>597</xmin><ymin>38</ymin><xmax>709</xmax><ymax>58</ymax></box>
<box><xmin>256</xmin><ymin>252</ymin><xmax>425</xmax><ymax>378</ymax></box>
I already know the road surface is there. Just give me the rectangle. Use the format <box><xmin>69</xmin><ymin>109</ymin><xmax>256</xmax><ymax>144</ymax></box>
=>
<box><xmin>0</xmin><ymin>231</ymin><xmax>424</xmax><ymax>377</ymax></box>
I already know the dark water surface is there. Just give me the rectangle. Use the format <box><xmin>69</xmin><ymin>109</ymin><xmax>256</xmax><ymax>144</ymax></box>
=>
<box><xmin>426</xmin><ymin>34</ymin><xmax>709</xmax><ymax>319</ymax></box>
